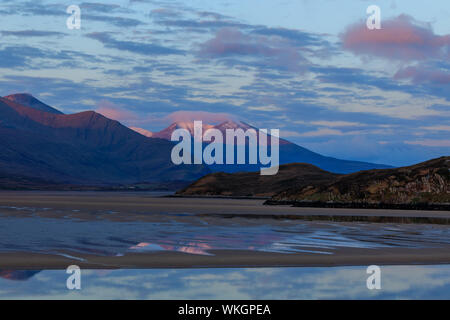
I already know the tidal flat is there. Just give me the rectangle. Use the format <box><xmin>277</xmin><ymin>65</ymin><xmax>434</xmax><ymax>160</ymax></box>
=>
<box><xmin>0</xmin><ymin>191</ymin><xmax>449</xmax><ymax>269</ymax></box>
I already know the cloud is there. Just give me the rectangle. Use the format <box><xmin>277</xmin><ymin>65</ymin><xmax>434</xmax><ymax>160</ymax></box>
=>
<box><xmin>96</xmin><ymin>100</ymin><xmax>139</xmax><ymax>122</ymax></box>
<box><xmin>166</xmin><ymin>110</ymin><xmax>236</xmax><ymax>124</ymax></box>
<box><xmin>315</xmin><ymin>66</ymin><xmax>417</xmax><ymax>94</ymax></box>
<box><xmin>247</xmin><ymin>105</ymin><xmax>284</xmax><ymax>112</ymax></box>
<box><xmin>0</xmin><ymin>2</ymin><xmax>141</xmax><ymax>28</ymax></box>
<box><xmin>0</xmin><ymin>30</ymin><xmax>66</xmax><ymax>38</ymax></box>
<box><xmin>311</xmin><ymin>121</ymin><xmax>365</xmax><ymax>128</ymax></box>
<box><xmin>341</xmin><ymin>14</ymin><xmax>450</xmax><ymax>61</ymax></box>
<box><xmin>251</xmin><ymin>27</ymin><xmax>327</xmax><ymax>48</ymax></box>
<box><xmin>0</xmin><ymin>45</ymin><xmax>103</xmax><ymax>70</ymax></box>
<box><xmin>86</xmin><ymin>32</ymin><xmax>184</xmax><ymax>55</ymax></box>
<box><xmin>279</xmin><ymin>130</ymin><xmax>302</xmax><ymax>138</ymax></box>
<box><xmin>420</xmin><ymin>125</ymin><xmax>450</xmax><ymax>132</ymax></box>
<box><xmin>2</xmin><ymin>2</ymin><xmax>66</xmax><ymax>17</ymax></box>
<box><xmin>0</xmin><ymin>45</ymin><xmax>46</xmax><ymax>68</ymax></box>
<box><xmin>198</xmin><ymin>28</ymin><xmax>308</xmax><ymax>72</ymax></box>
<box><xmin>149</xmin><ymin>8</ymin><xmax>182</xmax><ymax>19</ymax></box>
<box><xmin>394</xmin><ymin>66</ymin><xmax>450</xmax><ymax>84</ymax></box>
<box><xmin>405</xmin><ymin>139</ymin><xmax>450</xmax><ymax>147</ymax></box>
<box><xmin>95</xmin><ymin>101</ymin><xmax>236</xmax><ymax>128</ymax></box>
<box><xmin>83</xmin><ymin>14</ymin><xmax>144</xmax><ymax>27</ymax></box>
<box><xmin>299</xmin><ymin>128</ymin><xmax>346</xmax><ymax>137</ymax></box>
<box><xmin>79</xmin><ymin>2</ymin><xmax>121</xmax><ymax>13</ymax></box>
<box><xmin>130</xmin><ymin>127</ymin><xmax>153</xmax><ymax>137</ymax></box>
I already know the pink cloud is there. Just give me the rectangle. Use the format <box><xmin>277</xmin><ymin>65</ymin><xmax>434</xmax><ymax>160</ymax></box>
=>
<box><xmin>199</xmin><ymin>27</ymin><xmax>307</xmax><ymax>71</ymax></box>
<box><xmin>166</xmin><ymin>110</ymin><xmax>236</xmax><ymax>124</ymax></box>
<box><xmin>96</xmin><ymin>100</ymin><xmax>138</xmax><ymax>122</ymax></box>
<box><xmin>95</xmin><ymin>101</ymin><xmax>237</xmax><ymax>129</ymax></box>
<box><xmin>341</xmin><ymin>15</ymin><xmax>450</xmax><ymax>60</ymax></box>
<box><xmin>130</xmin><ymin>127</ymin><xmax>153</xmax><ymax>137</ymax></box>
<box><xmin>200</xmin><ymin>28</ymin><xmax>273</xmax><ymax>56</ymax></box>
<box><xmin>394</xmin><ymin>66</ymin><xmax>450</xmax><ymax>84</ymax></box>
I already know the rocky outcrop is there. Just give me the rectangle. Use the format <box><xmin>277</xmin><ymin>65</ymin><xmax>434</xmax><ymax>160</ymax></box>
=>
<box><xmin>272</xmin><ymin>157</ymin><xmax>450</xmax><ymax>205</ymax></box>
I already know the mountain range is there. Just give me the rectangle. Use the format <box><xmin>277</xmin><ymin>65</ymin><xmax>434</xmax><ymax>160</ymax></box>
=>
<box><xmin>132</xmin><ymin>121</ymin><xmax>391</xmax><ymax>174</ymax></box>
<box><xmin>0</xmin><ymin>93</ymin><xmax>208</xmax><ymax>188</ymax></box>
<box><xmin>0</xmin><ymin>93</ymin><xmax>391</xmax><ymax>189</ymax></box>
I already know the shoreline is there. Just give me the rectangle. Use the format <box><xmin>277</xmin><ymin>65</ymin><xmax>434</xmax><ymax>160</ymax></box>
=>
<box><xmin>0</xmin><ymin>191</ymin><xmax>450</xmax><ymax>224</ymax></box>
<box><xmin>265</xmin><ymin>199</ymin><xmax>450</xmax><ymax>211</ymax></box>
<box><xmin>197</xmin><ymin>213</ymin><xmax>450</xmax><ymax>225</ymax></box>
<box><xmin>1</xmin><ymin>190</ymin><xmax>448</xmax><ymax>212</ymax></box>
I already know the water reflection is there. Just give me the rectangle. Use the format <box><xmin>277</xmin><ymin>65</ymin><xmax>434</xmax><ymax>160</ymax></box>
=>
<box><xmin>0</xmin><ymin>265</ymin><xmax>449</xmax><ymax>299</ymax></box>
<box><xmin>0</xmin><ymin>270</ymin><xmax>41</xmax><ymax>281</ymax></box>
<box><xmin>129</xmin><ymin>242</ymin><xmax>214</xmax><ymax>256</ymax></box>
<box><xmin>1</xmin><ymin>214</ymin><xmax>449</xmax><ymax>259</ymax></box>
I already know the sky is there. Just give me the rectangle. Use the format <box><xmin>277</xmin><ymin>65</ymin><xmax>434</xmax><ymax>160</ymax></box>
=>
<box><xmin>0</xmin><ymin>0</ymin><xmax>449</xmax><ymax>166</ymax></box>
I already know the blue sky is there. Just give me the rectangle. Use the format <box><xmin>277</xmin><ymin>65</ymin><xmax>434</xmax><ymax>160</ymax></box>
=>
<box><xmin>0</xmin><ymin>0</ymin><xmax>449</xmax><ymax>166</ymax></box>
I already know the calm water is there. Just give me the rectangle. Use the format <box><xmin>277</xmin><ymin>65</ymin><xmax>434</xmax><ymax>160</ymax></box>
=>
<box><xmin>0</xmin><ymin>265</ymin><xmax>449</xmax><ymax>299</ymax></box>
<box><xmin>1</xmin><ymin>205</ymin><xmax>450</xmax><ymax>299</ymax></box>
<box><xmin>0</xmin><ymin>212</ymin><xmax>449</xmax><ymax>259</ymax></box>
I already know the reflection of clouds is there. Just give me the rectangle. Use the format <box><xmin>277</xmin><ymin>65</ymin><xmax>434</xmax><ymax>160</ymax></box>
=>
<box><xmin>129</xmin><ymin>242</ymin><xmax>214</xmax><ymax>256</ymax></box>
<box><xmin>0</xmin><ymin>270</ymin><xmax>41</xmax><ymax>281</ymax></box>
<box><xmin>2</xmin><ymin>215</ymin><xmax>450</xmax><ymax>258</ymax></box>
<box><xmin>244</xmin><ymin>266</ymin><xmax>450</xmax><ymax>299</ymax></box>
<box><xmin>0</xmin><ymin>265</ymin><xmax>449</xmax><ymax>299</ymax></box>
<box><xmin>182</xmin><ymin>272</ymin><xmax>246</xmax><ymax>282</ymax></box>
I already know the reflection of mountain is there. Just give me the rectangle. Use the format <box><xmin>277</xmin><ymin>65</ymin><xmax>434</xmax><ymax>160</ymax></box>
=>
<box><xmin>0</xmin><ymin>270</ymin><xmax>41</xmax><ymax>281</ymax></box>
<box><xmin>130</xmin><ymin>242</ymin><xmax>213</xmax><ymax>256</ymax></box>
<box><xmin>0</xmin><ymin>94</ymin><xmax>209</xmax><ymax>188</ymax></box>
<box><xmin>134</xmin><ymin>120</ymin><xmax>391</xmax><ymax>174</ymax></box>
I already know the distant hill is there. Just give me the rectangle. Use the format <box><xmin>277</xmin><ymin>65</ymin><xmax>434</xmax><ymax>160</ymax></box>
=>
<box><xmin>0</xmin><ymin>95</ymin><xmax>209</xmax><ymax>187</ymax></box>
<box><xmin>177</xmin><ymin>163</ymin><xmax>339</xmax><ymax>197</ymax></box>
<box><xmin>177</xmin><ymin>157</ymin><xmax>449</xmax><ymax>207</ymax></box>
<box><xmin>273</xmin><ymin>156</ymin><xmax>450</xmax><ymax>205</ymax></box>
<box><xmin>133</xmin><ymin>120</ymin><xmax>392</xmax><ymax>174</ymax></box>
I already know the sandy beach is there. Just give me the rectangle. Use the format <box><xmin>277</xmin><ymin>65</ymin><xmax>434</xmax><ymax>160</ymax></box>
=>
<box><xmin>0</xmin><ymin>191</ymin><xmax>449</xmax><ymax>221</ymax></box>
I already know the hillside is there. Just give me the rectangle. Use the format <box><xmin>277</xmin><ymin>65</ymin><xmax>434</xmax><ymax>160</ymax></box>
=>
<box><xmin>272</xmin><ymin>156</ymin><xmax>450</xmax><ymax>205</ymax></box>
<box><xmin>3</xmin><ymin>93</ymin><xmax>63</xmax><ymax>114</ymax></box>
<box><xmin>176</xmin><ymin>163</ymin><xmax>339</xmax><ymax>197</ymax></box>
<box><xmin>0</xmin><ymin>95</ymin><xmax>209</xmax><ymax>187</ymax></box>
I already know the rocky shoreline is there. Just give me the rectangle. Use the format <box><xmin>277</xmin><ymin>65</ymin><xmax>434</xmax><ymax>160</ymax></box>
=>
<box><xmin>264</xmin><ymin>199</ymin><xmax>450</xmax><ymax>211</ymax></box>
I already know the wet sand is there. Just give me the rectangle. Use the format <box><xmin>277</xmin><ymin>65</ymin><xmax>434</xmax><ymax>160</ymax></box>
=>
<box><xmin>0</xmin><ymin>191</ymin><xmax>449</xmax><ymax>221</ymax></box>
<box><xmin>1</xmin><ymin>247</ymin><xmax>450</xmax><ymax>269</ymax></box>
<box><xmin>0</xmin><ymin>191</ymin><xmax>449</xmax><ymax>269</ymax></box>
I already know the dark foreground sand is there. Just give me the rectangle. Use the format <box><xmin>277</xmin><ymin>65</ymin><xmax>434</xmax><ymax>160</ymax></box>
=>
<box><xmin>0</xmin><ymin>191</ymin><xmax>449</xmax><ymax>269</ymax></box>
<box><xmin>1</xmin><ymin>247</ymin><xmax>450</xmax><ymax>270</ymax></box>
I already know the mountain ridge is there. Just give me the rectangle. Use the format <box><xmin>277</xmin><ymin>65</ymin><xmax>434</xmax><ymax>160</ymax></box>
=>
<box><xmin>0</xmin><ymin>95</ymin><xmax>210</xmax><ymax>186</ymax></box>
<box><xmin>133</xmin><ymin>120</ymin><xmax>392</xmax><ymax>174</ymax></box>
<box><xmin>3</xmin><ymin>93</ymin><xmax>63</xmax><ymax>115</ymax></box>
